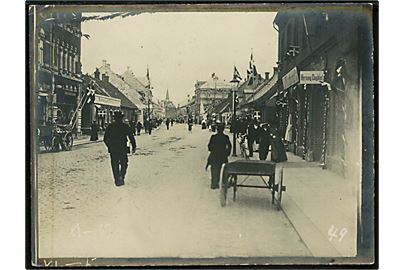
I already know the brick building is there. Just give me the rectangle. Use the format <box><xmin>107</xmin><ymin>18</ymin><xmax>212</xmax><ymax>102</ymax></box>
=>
<box><xmin>34</xmin><ymin>9</ymin><xmax>83</xmax><ymax>132</ymax></box>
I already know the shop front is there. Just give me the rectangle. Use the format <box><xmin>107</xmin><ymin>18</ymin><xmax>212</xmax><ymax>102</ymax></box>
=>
<box><xmin>81</xmin><ymin>94</ymin><xmax>120</xmax><ymax>134</ymax></box>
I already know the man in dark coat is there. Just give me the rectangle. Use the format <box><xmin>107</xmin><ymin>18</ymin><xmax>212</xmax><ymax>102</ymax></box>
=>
<box><xmin>258</xmin><ymin>123</ymin><xmax>271</xmax><ymax>160</ymax></box>
<box><xmin>104</xmin><ymin>111</ymin><xmax>137</xmax><ymax>187</ymax></box>
<box><xmin>207</xmin><ymin>122</ymin><xmax>232</xmax><ymax>189</ymax></box>
<box><xmin>166</xmin><ymin>118</ymin><xmax>170</xmax><ymax>130</ymax></box>
<box><xmin>187</xmin><ymin>117</ymin><xmax>193</xmax><ymax>132</ymax></box>
<box><xmin>136</xmin><ymin>121</ymin><xmax>143</xmax><ymax>135</ymax></box>
<box><xmin>247</xmin><ymin>119</ymin><xmax>260</xmax><ymax>157</ymax></box>
<box><xmin>90</xmin><ymin>120</ymin><xmax>99</xmax><ymax>141</ymax></box>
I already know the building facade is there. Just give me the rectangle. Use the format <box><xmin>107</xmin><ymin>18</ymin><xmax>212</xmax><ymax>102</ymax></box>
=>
<box><xmin>274</xmin><ymin>7</ymin><xmax>374</xmax><ymax>253</ymax></box>
<box><xmin>35</xmin><ymin>10</ymin><xmax>83</xmax><ymax>132</ymax></box>
<box><xmin>98</xmin><ymin>60</ymin><xmax>145</xmax><ymax>122</ymax></box>
<box><xmin>194</xmin><ymin>77</ymin><xmax>233</xmax><ymax>123</ymax></box>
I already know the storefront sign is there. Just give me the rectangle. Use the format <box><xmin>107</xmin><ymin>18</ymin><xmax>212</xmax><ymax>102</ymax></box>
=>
<box><xmin>95</xmin><ymin>94</ymin><xmax>121</xmax><ymax>107</ymax></box>
<box><xmin>299</xmin><ymin>71</ymin><xmax>325</xmax><ymax>84</ymax></box>
<box><xmin>282</xmin><ymin>67</ymin><xmax>299</xmax><ymax>89</ymax></box>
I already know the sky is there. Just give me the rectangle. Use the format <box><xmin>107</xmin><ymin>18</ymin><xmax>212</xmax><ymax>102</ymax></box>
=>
<box><xmin>81</xmin><ymin>12</ymin><xmax>278</xmax><ymax>105</ymax></box>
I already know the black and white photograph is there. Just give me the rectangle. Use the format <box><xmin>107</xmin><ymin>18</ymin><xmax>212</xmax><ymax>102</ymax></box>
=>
<box><xmin>27</xmin><ymin>1</ymin><xmax>376</xmax><ymax>268</ymax></box>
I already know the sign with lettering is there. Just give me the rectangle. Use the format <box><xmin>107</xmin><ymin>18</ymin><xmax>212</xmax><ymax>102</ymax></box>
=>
<box><xmin>95</xmin><ymin>94</ymin><xmax>121</xmax><ymax>107</ymax></box>
<box><xmin>282</xmin><ymin>67</ymin><xmax>299</xmax><ymax>89</ymax></box>
<box><xmin>299</xmin><ymin>71</ymin><xmax>325</xmax><ymax>84</ymax></box>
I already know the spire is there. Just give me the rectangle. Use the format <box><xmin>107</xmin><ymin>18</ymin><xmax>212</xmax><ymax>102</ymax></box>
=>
<box><xmin>166</xmin><ymin>89</ymin><xmax>170</xmax><ymax>100</ymax></box>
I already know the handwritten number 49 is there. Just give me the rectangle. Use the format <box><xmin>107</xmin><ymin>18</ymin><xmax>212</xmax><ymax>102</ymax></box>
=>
<box><xmin>328</xmin><ymin>225</ymin><xmax>347</xmax><ymax>242</ymax></box>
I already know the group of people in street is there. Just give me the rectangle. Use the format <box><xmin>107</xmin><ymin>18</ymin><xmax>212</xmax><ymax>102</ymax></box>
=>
<box><xmin>205</xmin><ymin>116</ymin><xmax>287</xmax><ymax>190</ymax></box>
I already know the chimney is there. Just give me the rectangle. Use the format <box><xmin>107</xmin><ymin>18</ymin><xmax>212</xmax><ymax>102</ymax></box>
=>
<box><xmin>265</xmin><ymin>72</ymin><xmax>270</xmax><ymax>80</ymax></box>
<box><xmin>273</xmin><ymin>67</ymin><xmax>278</xmax><ymax>74</ymax></box>
<box><xmin>94</xmin><ymin>68</ymin><xmax>100</xmax><ymax>80</ymax></box>
<box><xmin>102</xmin><ymin>73</ymin><xmax>109</xmax><ymax>83</ymax></box>
<box><xmin>102</xmin><ymin>60</ymin><xmax>107</xmax><ymax>67</ymax></box>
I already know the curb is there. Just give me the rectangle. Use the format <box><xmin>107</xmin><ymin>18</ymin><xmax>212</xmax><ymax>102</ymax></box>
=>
<box><xmin>279</xmin><ymin>191</ymin><xmax>342</xmax><ymax>257</ymax></box>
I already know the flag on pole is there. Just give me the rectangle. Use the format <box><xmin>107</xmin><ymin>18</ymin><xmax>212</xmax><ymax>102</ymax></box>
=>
<box><xmin>233</xmin><ymin>66</ymin><xmax>242</xmax><ymax>81</ymax></box>
<box><xmin>146</xmin><ymin>67</ymin><xmax>150</xmax><ymax>89</ymax></box>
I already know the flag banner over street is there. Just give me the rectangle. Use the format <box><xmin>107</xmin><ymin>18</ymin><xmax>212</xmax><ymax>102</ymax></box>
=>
<box><xmin>27</xmin><ymin>2</ymin><xmax>377</xmax><ymax>268</ymax></box>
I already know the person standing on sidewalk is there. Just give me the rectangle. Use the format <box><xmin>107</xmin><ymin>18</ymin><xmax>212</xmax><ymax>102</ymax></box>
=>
<box><xmin>258</xmin><ymin>123</ymin><xmax>271</xmax><ymax>160</ymax></box>
<box><xmin>206</xmin><ymin>122</ymin><xmax>232</xmax><ymax>189</ymax></box>
<box><xmin>136</xmin><ymin>121</ymin><xmax>143</xmax><ymax>136</ymax></box>
<box><xmin>247</xmin><ymin>118</ymin><xmax>259</xmax><ymax>157</ymax></box>
<box><xmin>104</xmin><ymin>111</ymin><xmax>136</xmax><ymax>187</ymax></box>
<box><xmin>90</xmin><ymin>120</ymin><xmax>99</xmax><ymax>141</ymax></box>
<box><xmin>270</xmin><ymin>125</ymin><xmax>287</xmax><ymax>163</ymax></box>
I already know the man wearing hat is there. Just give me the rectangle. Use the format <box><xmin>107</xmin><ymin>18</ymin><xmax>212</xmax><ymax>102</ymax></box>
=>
<box><xmin>206</xmin><ymin>121</ymin><xmax>232</xmax><ymax>189</ymax></box>
<box><xmin>104</xmin><ymin>111</ymin><xmax>137</xmax><ymax>187</ymax></box>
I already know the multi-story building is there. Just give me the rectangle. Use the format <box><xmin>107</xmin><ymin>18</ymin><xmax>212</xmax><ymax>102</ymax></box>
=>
<box><xmin>273</xmin><ymin>6</ymin><xmax>373</xmax><ymax>253</ymax></box>
<box><xmin>194</xmin><ymin>76</ymin><xmax>233</xmax><ymax>123</ymax></box>
<box><xmin>35</xmin><ymin>10</ymin><xmax>83</xmax><ymax>132</ymax></box>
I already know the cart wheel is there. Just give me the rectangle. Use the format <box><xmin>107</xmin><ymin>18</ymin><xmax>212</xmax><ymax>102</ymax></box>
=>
<box><xmin>233</xmin><ymin>175</ymin><xmax>237</xmax><ymax>202</ymax></box>
<box><xmin>64</xmin><ymin>133</ymin><xmax>74</xmax><ymax>151</ymax></box>
<box><xmin>270</xmin><ymin>174</ymin><xmax>276</xmax><ymax>205</ymax></box>
<box><xmin>51</xmin><ymin>136</ymin><xmax>60</xmax><ymax>152</ymax></box>
<box><xmin>276</xmin><ymin>169</ymin><xmax>285</xmax><ymax>211</ymax></box>
<box><xmin>220</xmin><ymin>164</ymin><xmax>228</xmax><ymax>207</ymax></box>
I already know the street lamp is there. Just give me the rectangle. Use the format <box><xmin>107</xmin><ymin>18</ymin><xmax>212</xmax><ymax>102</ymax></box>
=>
<box><xmin>230</xmin><ymin>77</ymin><xmax>239</xmax><ymax>157</ymax></box>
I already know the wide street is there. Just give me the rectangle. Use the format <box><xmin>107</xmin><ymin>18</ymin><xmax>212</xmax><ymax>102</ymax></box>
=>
<box><xmin>37</xmin><ymin>124</ymin><xmax>311</xmax><ymax>259</ymax></box>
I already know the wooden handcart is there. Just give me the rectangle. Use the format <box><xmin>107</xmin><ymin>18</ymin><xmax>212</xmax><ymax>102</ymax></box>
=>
<box><xmin>220</xmin><ymin>160</ymin><xmax>286</xmax><ymax>210</ymax></box>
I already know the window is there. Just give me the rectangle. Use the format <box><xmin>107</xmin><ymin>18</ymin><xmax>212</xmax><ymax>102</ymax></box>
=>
<box><xmin>59</xmin><ymin>47</ymin><xmax>63</xmax><ymax>70</ymax></box>
<box><xmin>67</xmin><ymin>54</ymin><xmax>71</xmax><ymax>73</ymax></box>
<box><xmin>43</xmin><ymin>42</ymin><xmax>51</xmax><ymax>65</ymax></box>
<box><xmin>53</xmin><ymin>45</ymin><xmax>58</xmax><ymax>67</ymax></box>
<box><xmin>38</xmin><ymin>40</ymin><xmax>44</xmax><ymax>65</ymax></box>
<box><xmin>71</xmin><ymin>55</ymin><xmax>75</xmax><ymax>73</ymax></box>
<box><xmin>64</xmin><ymin>51</ymin><xmax>68</xmax><ymax>71</ymax></box>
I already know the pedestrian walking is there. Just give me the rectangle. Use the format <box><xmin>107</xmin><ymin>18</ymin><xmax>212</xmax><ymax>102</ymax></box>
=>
<box><xmin>258</xmin><ymin>123</ymin><xmax>271</xmax><ymax>160</ymax></box>
<box><xmin>187</xmin><ymin>117</ymin><xmax>193</xmax><ymax>132</ymax></box>
<box><xmin>206</xmin><ymin>122</ymin><xmax>232</xmax><ymax>189</ymax></box>
<box><xmin>130</xmin><ymin>120</ymin><xmax>137</xmax><ymax>136</ymax></box>
<box><xmin>171</xmin><ymin>118</ymin><xmax>174</xmax><ymax>126</ymax></box>
<box><xmin>103</xmin><ymin>111</ymin><xmax>137</xmax><ymax>187</ymax></box>
<box><xmin>166</xmin><ymin>118</ymin><xmax>170</xmax><ymax>130</ymax></box>
<box><xmin>136</xmin><ymin>121</ymin><xmax>143</xmax><ymax>135</ymax></box>
<box><xmin>90</xmin><ymin>120</ymin><xmax>99</xmax><ymax>141</ymax></box>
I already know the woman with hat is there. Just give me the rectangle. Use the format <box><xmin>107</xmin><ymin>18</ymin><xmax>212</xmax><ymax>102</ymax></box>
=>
<box><xmin>206</xmin><ymin>121</ymin><xmax>232</xmax><ymax>189</ymax></box>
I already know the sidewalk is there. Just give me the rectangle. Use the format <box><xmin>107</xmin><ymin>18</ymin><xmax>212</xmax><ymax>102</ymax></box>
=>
<box><xmin>228</xmin><ymin>136</ymin><xmax>357</xmax><ymax>257</ymax></box>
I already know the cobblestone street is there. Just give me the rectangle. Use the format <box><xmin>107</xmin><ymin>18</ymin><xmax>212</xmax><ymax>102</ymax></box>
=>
<box><xmin>37</xmin><ymin>124</ymin><xmax>310</xmax><ymax>259</ymax></box>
